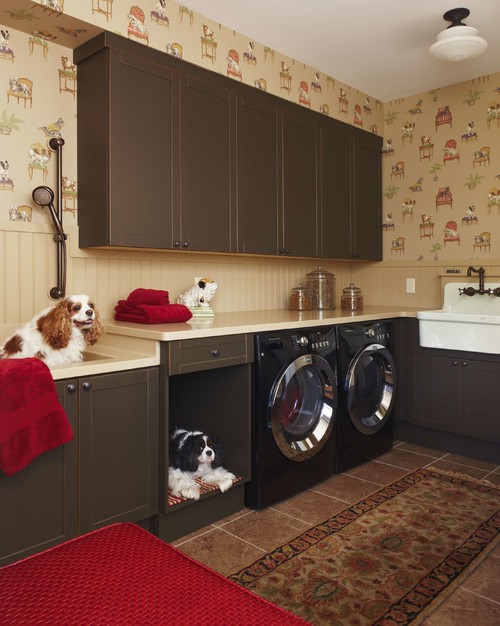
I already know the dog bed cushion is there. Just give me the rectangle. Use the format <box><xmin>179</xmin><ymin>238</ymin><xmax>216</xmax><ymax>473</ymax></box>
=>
<box><xmin>0</xmin><ymin>522</ymin><xmax>308</xmax><ymax>625</ymax></box>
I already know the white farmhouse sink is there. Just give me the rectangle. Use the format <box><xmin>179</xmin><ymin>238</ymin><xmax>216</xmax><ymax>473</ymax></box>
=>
<box><xmin>417</xmin><ymin>282</ymin><xmax>500</xmax><ymax>353</ymax></box>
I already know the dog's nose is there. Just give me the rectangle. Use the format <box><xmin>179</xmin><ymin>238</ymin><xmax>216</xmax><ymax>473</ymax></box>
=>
<box><xmin>85</xmin><ymin>309</ymin><xmax>94</xmax><ymax>317</ymax></box>
<box><xmin>206</xmin><ymin>449</ymin><xmax>213</xmax><ymax>457</ymax></box>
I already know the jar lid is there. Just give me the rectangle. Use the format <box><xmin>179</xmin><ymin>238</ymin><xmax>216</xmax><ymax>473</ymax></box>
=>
<box><xmin>305</xmin><ymin>266</ymin><xmax>335</xmax><ymax>279</ymax></box>
<box><xmin>291</xmin><ymin>282</ymin><xmax>308</xmax><ymax>294</ymax></box>
<box><xmin>342</xmin><ymin>282</ymin><xmax>362</xmax><ymax>295</ymax></box>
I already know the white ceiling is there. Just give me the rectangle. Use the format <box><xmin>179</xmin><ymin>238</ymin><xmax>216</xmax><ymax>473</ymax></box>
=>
<box><xmin>182</xmin><ymin>0</ymin><xmax>500</xmax><ymax>101</ymax></box>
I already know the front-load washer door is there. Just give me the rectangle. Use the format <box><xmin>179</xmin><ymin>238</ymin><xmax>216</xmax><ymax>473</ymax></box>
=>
<box><xmin>345</xmin><ymin>344</ymin><xmax>396</xmax><ymax>435</ymax></box>
<box><xmin>269</xmin><ymin>354</ymin><xmax>337</xmax><ymax>461</ymax></box>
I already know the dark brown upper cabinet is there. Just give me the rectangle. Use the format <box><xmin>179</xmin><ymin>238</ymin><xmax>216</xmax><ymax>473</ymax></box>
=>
<box><xmin>177</xmin><ymin>75</ymin><xmax>235</xmax><ymax>252</ymax></box>
<box><xmin>76</xmin><ymin>43</ymin><xmax>178</xmax><ymax>249</ymax></box>
<box><xmin>281</xmin><ymin>112</ymin><xmax>319</xmax><ymax>258</ymax></box>
<box><xmin>75</xmin><ymin>33</ymin><xmax>381</xmax><ymax>260</ymax></box>
<box><xmin>235</xmin><ymin>96</ymin><xmax>280</xmax><ymax>255</ymax></box>
<box><xmin>321</xmin><ymin>122</ymin><xmax>382</xmax><ymax>260</ymax></box>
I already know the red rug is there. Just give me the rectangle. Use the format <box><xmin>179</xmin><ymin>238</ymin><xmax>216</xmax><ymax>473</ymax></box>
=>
<box><xmin>0</xmin><ymin>522</ymin><xmax>308</xmax><ymax>625</ymax></box>
<box><xmin>229</xmin><ymin>468</ymin><xmax>500</xmax><ymax>625</ymax></box>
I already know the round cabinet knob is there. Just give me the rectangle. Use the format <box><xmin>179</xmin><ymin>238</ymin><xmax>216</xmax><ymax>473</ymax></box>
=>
<box><xmin>211</xmin><ymin>348</ymin><xmax>220</xmax><ymax>357</ymax></box>
<box><xmin>461</xmin><ymin>361</ymin><xmax>468</xmax><ymax>367</ymax></box>
<box><xmin>452</xmin><ymin>360</ymin><xmax>458</xmax><ymax>366</ymax></box>
<box><xmin>182</xmin><ymin>241</ymin><xmax>190</xmax><ymax>248</ymax></box>
<box><xmin>172</xmin><ymin>241</ymin><xmax>181</xmax><ymax>248</ymax></box>
<box><xmin>67</xmin><ymin>383</ymin><xmax>77</xmax><ymax>393</ymax></box>
<box><xmin>279</xmin><ymin>247</ymin><xmax>285</xmax><ymax>255</ymax></box>
<box><xmin>82</xmin><ymin>381</ymin><xmax>92</xmax><ymax>391</ymax></box>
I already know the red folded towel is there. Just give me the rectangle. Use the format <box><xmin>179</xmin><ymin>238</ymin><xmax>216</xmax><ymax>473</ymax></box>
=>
<box><xmin>114</xmin><ymin>303</ymin><xmax>192</xmax><ymax>324</ymax></box>
<box><xmin>126</xmin><ymin>288</ymin><xmax>170</xmax><ymax>306</ymax></box>
<box><xmin>0</xmin><ymin>358</ymin><xmax>73</xmax><ymax>476</ymax></box>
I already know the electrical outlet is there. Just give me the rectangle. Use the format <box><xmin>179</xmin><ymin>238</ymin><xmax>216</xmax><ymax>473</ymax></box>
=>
<box><xmin>406</xmin><ymin>278</ymin><xmax>416</xmax><ymax>294</ymax></box>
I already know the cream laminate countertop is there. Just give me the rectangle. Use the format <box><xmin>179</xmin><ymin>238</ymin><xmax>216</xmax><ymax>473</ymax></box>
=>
<box><xmin>0</xmin><ymin>326</ymin><xmax>160</xmax><ymax>381</ymax></box>
<box><xmin>103</xmin><ymin>306</ymin><xmax>422</xmax><ymax>341</ymax></box>
<box><xmin>1</xmin><ymin>307</ymin><xmax>421</xmax><ymax>379</ymax></box>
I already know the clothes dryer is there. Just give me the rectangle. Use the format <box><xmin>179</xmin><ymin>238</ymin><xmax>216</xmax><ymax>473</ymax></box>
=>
<box><xmin>245</xmin><ymin>326</ymin><xmax>338</xmax><ymax>510</ymax></box>
<box><xmin>336</xmin><ymin>321</ymin><xmax>396</xmax><ymax>472</ymax></box>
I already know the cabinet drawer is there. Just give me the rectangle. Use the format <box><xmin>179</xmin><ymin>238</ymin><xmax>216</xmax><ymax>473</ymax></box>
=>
<box><xmin>167</xmin><ymin>334</ymin><xmax>253</xmax><ymax>375</ymax></box>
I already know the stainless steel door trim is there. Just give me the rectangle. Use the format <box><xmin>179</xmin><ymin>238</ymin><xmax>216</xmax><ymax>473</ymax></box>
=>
<box><xmin>346</xmin><ymin>343</ymin><xmax>395</xmax><ymax>435</ymax></box>
<box><xmin>269</xmin><ymin>353</ymin><xmax>336</xmax><ymax>461</ymax></box>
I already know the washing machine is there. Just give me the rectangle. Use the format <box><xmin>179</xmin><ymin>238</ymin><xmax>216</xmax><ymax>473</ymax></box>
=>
<box><xmin>336</xmin><ymin>321</ymin><xmax>396</xmax><ymax>472</ymax></box>
<box><xmin>245</xmin><ymin>326</ymin><xmax>338</xmax><ymax>510</ymax></box>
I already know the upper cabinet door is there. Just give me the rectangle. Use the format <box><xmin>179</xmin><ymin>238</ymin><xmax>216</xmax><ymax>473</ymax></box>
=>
<box><xmin>179</xmin><ymin>76</ymin><xmax>234</xmax><ymax>252</ymax></box>
<box><xmin>352</xmin><ymin>130</ymin><xmax>382</xmax><ymax>260</ymax></box>
<box><xmin>78</xmin><ymin>47</ymin><xmax>178</xmax><ymax>248</ymax></box>
<box><xmin>320</xmin><ymin>122</ymin><xmax>352</xmax><ymax>259</ymax></box>
<box><xmin>281</xmin><ymin>111</ymin><xmax>319</xmax><ymax>258</ymax></box>
<box><xmin>236</xmin><ymin>96</ymin><xmax>280</xmax><ymax>255</ymax></box>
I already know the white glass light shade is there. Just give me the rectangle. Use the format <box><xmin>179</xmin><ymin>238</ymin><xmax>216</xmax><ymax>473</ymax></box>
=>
<box><xmin>429</xmin><ymin>25</ymin><xmax>487</xmax><ymax>62</ymax></box>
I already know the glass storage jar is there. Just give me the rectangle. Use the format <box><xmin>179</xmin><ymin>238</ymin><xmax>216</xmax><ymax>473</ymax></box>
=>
<box><xmin>341</xmin><ymin>283</ymin><xmax>364</xmax><ymax>311</ymax></box>
<box><xmin>305</xmin><ymin>266</ymin><xmax>336</xmax><ymax>310</ymax></box>
<box><xmin>289</xmin><ymin>283</ymin><xmax>313</xmax><ymax>311</ymax></box>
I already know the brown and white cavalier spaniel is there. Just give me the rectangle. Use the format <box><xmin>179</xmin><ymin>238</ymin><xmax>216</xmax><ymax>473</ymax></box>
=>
<box><xmin>0</xmin><ymin>295</ymin><xmax>104</xmax><ymax>367</ymax></box>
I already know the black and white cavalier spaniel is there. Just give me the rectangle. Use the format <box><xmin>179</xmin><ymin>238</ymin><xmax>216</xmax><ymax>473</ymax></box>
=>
<box><xmin>168</xmin><ymin>428</ymin><xmax>235</xmax><ymax>500</ymax></box>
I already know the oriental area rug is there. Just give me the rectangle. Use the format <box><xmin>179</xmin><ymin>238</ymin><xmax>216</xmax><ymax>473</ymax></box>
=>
<box><xmin>229</xmin><ymin>468</ymin><xmax>500</xmax><ymax>626</ymax></box>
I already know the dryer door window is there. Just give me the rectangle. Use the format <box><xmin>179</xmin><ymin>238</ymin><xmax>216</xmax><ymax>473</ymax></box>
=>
<box><xmin>269</xmin><ymin>354</ymin><xmax>336</xmax><ymax>461</ymax></box>
<box><xmin>346</xmin><ymin>344</ymin><xmax>395</xmax><ymax>435</ymax></box>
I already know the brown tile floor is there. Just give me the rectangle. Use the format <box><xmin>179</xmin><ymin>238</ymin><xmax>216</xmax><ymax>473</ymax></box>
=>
<box><xmin>172</xmin><ymin>441</ymin><xmax>500</xmax><ymax>624</ymax></box>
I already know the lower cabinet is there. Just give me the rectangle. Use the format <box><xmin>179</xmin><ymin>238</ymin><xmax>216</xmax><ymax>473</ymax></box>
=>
<box><xmin>0</xmin><ymin>368</ymin><xmax>159</xmax><ymax>565</ymax></box>
<box><xmin>408</xmin><ymin>352</ymin><xmax>500</xmax><ymax>443</ymax></box>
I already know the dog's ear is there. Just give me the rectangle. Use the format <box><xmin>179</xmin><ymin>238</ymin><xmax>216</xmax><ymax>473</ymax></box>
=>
<box><xmin>38</xmin><ymin>299</ymin><xmax>73</xmax><ymax>349</ymax></box>
<box><xmin>197</xmin><ymin>280</ymin><xmax>206</xmax><ymax>289</ymax></box>
<box><xmin>84</xmin><ymin>306</ymin><xmax>105</xmax><ymax>345</ymax></box>
<box><xmin>212</xmin><ymin>440</ymin><xmax>224</xmax><ymax>469</ymax></box>
<box><xmin>176</xmin><ymin>450</ymin><xmax>199</xmax><ymax>472</ymax></box>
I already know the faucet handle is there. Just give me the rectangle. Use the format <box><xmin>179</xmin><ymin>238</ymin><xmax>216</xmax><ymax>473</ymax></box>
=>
<box><xmin>492</xmin><ymin>288</ymin><xmax>500</xmax><ymax>297</ymax></box>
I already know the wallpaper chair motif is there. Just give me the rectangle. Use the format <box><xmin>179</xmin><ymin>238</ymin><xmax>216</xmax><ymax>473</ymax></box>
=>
<box><xmin>443</xmin><ymin>139</ymin><xmax>459</xmax><ymax>165</ymax></box>
<box><xmin>473</xmin><ymin>146</ymin><xmax>490</xmax><ymax>168</ymax></box>
<box><xmin>435</xmin><ymin>106</ymin><xmax>452</xmax><ymax>130</ymax></box>
<box><xmin>443</xmin><ymin>221</ymin><xmax>460</xmax><ymax>246</ymax></box>
<box><xmin>487</xmin><ymin>103</ymin><xmax>500</xmax><ymax>129</ymax></box>
<box><xmin>419</xmin><ymin>136</ymin><xmax>433</xmax><ymax>160</ymax></box>
<box><xmin>419</xmin><ymin>214</ymin><xmax>434</xmax><ymax>239</ymax></box>
<box><xmin>473</xmin><ymin>232</ymin><xmax>491</xmax><ymax>252</ymax></box>
<box><xmin>353</xmin><ymin>104</ymin><xmax>363</xmax><ymax>127</ymax></box>
<box><xmin>487</xmin><ymin>188</ymin><xmax>500</xmax><ymax>214</ymax></box>
<box><xmin>436</xmin><ymin>186</ymin><xmax>453</xmax><ymax>210</ymax></box>
<box><xmin>299</xmin><ymin>81</ymin><xmax>310</xmax><ymax>107</ymax></box>
<box><xmin>127</xmin><ymin>6</ymin><xmax>149</xmax><ymax>45</ymax></box>
<box><xmin>7</xmin><ymin>77</ymin><xmax>33</xmax><ymax>108</ymax></box>
<box><xmin>391</xmin><ymin>161</ymin><xmax>404</xmax><ymax>179</ymax></box>
<box><xmin>401</xmin><ymin>198</ymin><xmax>415</xmax><ymax>221</ymax></box>
<box><xmin>226</xmin><ymin>50</ymin><xmax>242</xmax><ymax>81</ymax></box>
<box><xmin>391</xmin><ymin>237</ymin><xmax>405</xmax><ymax>255</ymax></box>
<box><xmin>151</xmin><ymin>12</ymin><xmax>169</xmax><ymax>27</ymax></box>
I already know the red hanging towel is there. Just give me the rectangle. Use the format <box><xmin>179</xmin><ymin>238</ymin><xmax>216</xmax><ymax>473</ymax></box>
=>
<box><xmin>0</xmin><ymin>358</ymin><xmax>73</xmax><ymax>476</ymax></box>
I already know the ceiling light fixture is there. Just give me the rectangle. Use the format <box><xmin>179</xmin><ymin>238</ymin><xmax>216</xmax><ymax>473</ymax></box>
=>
<box><xmin>429</xmin><ymin>7</ymin><xmax>487</xmax><ymax>62</ymax></box>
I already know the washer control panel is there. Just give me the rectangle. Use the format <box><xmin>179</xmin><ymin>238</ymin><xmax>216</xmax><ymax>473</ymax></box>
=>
<box><xmin>290</xmin><ymin>329</ymin><xmax>334</xmax><ymax>353</ymax></box>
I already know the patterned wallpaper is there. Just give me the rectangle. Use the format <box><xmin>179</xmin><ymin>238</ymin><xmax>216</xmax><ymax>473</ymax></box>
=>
<box><xmin>381</xmin><ymin>77</ymin><xmax>500</xmax><ymax>262</ymax></box>
<box><xmin>0</xmin><ymin>0</ymin><xmax>499</xmax><ymax>266</ymax></box>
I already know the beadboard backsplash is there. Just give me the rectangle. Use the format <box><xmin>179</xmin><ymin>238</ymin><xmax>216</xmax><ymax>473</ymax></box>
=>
<box><xmin>5</xmin><ymin>220</ymin><xmax>500</xmax><ymax>324</ymax></box>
